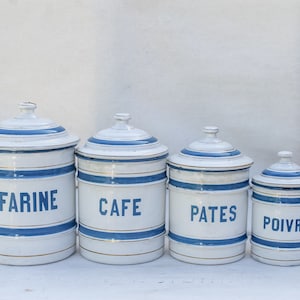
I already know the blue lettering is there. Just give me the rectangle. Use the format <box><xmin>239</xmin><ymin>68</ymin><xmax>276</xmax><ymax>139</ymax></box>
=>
<box><xmin>39</xmin><ymin>191</ymin><xmax>48</xmax><ymax>211</ymax></box>
<box><xmin>272</xmin><ymin>218</ymin><xmax>279</xmax><ymax>231</ymax></box>
<box><xmin>20</xmin><ymin>192</ymin><xmax>30</xmax><ymax>212</ymax></box>
<box><xmin>8</xmin><ymin>193</ymin><xmax>18</xmax><ymax>212</ymax></box>
<box><xmin>133</xmin><ymin>198</ymin><xmax>141</xmax><ymax>216</ymax></box>
<box><xmin>229</xmin><ymin>205</ymin><xmax>237</xmax><ymax>221</ymax></box>
<box><xmin>208</xmin><ymin>206</ymin><xmax>218</xmax><ymax>222</ymax></box>
<box><xmin>199</xmin><ymin>206</ymin><xmax>207</xmax><ymax>222</ymax></box>
<box><xmin>0</xmin><ymin>192</ymin><xmax>7</xmax><ymax>211</ymax></box>
<box><xmin>286</xmin><ymin>219</ymin><xmax>294</xmax><ymax>232</ymax></box>
<box><xmin>110</xmin><ymin>199</ymin><xmax>120</xmax><ymax>216</ymax></box>
<box><xmin>191</xmin><ymin>205</ymin><xmax>199</xmax><ymax>221</ymax></box>
<box><xmin>121</xmin><ymin>199</ymin><xmax>131</xmax><ymax>216</ymax></box>
<box><xmin>33</xmin><ymin>192</ymin><xmax>37</xmax><ymax>212</ymax></box>
<box><xmin>220</xmin><ymin>206</ymin><xmax>227</xmax><ymax>222</ymax></box>
<box><xmin>296</xmin><ymin>219</ymin><xmax>300</xmax><ymax>232</ymax></box>
<box><xmin>50</xmin><ymin>190</ymin><xmax>58</xmax><ymax>210</ymax></box>
<box><xmin>99</xmin><ymin>198</ymin><xmax>108</xmax><ymax>215</ymax></box>
<box><xmin>263</xmin><ymin>216</ymin><xmax>270</xmax><ymax>229</ymax></box>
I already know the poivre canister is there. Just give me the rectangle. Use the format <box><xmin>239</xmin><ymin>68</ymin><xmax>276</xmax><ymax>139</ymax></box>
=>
<box><xmin>167</xmin><ymin>126</ymin><xmax>253</xmax><ymax>264</ymax></box>
<box><xmin>76</xmin><ymin>113</ymin><xmax>168</xmax><ymax>264</ymax></box>
<box><xmin>251</xmin><ymin>151</ymin><xmax>300</xmax><ymax>266</ymax></box>
<box><xmin>0</xmin><ymin>102</ymin><xmax>79</xmax><ymax>265</ymax></box>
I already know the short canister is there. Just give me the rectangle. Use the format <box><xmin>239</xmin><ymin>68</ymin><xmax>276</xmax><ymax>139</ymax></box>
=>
<box><xmin>0</xmin><ymin>102</ymin><xmax>79</xmax><ymax>265</ymax></box>
<box><xmin>251</xmin><ymin>151</ymin><xmax>300</xmax><ymax>266</ymax></box>
<box><xmin>76</xmin><ymin>113</ymin><xmax>168</xmax><ymax>264</ymax></box>
<box><xmin>167</xmin><ymin>126</ymin><xmax>253</xmax><ymax>264</ymax></box>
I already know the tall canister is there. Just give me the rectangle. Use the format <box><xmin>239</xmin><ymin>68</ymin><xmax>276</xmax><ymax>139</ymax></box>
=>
<box><xmin>76</xmin><ymin>113</ymin><xmax>168</xmax><ymax>264</ymax></box>
<box><xmin>0</xmin><ymin>102</ymin><xmax>79</xmax><ymax>265</ymax></box>
<box><xmin>168</xmin><ymin>126</ymin><xmax>253</xmax><ymax>264</ymax></box>
<box><xmin>251</xmin><ymin>151</ymin><xmax>300</xmax><ymax>266</ymax></box>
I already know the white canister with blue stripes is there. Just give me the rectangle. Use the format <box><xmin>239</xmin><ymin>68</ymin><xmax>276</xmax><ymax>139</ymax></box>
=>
<box><xmin>0</xmin><ymin>102</ymin><xmax>79</xmax><ymax>265</ymax></box>
<box><xmin>168</xmin><ymin>126</ymin><xmax>253</xmax><ymax>264</ymax></box>
<box><xmin>251</xmin><ymin>151</ymin><xmax>300</xmax><ymax>266</ymax></box>
<box><xmin>76</xmin><ymin>113</ymin><xmax>168</xmax><ymax>264</ymax></box>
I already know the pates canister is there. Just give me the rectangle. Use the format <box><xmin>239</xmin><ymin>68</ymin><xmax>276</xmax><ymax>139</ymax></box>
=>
<box><xmin>76</xmin><ymin>113</ymin><xmax>168</xmax><ymax>264</ymax></box>
<box><xmin>251</xmin><ymin>151</ymin><xmax>300</xmax><ymax>266</ymax></box>
<box><xmin>0</xmin><ymin>102</ymin><xmax>79</xmax><ymax>265</ymax></box>
<box><xmin>167</xmin><ymin>126</ymin><xmax>253</xmax><ymax>264</ymax></box>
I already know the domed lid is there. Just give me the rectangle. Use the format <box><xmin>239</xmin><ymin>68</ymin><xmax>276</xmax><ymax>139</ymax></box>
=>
<box><xmin>76</xmin><ymin>113</ymin><xmax>168</xmax><ymax>160</ymax></box>
<box><xmin>0</xmin><ymin>102</ymin><xmax>79</xmax><ymax>150</ymax></box>
<box><xmin>168</xmin><ymin>126</ymin><xmax>253</xmax><ymax>170</ymax></box>
<box><xmin>252</xmin><ymin>151</ymin><xmax>300</xmax><ymax>188</ymax></box>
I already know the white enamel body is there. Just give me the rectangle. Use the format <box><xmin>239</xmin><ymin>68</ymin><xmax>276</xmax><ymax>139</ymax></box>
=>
<box><xmin>0</xmin><ymin>103</ymin><xmax>79</xmax><ymax>265</ymax></box>
<box><xmin>168</xmin><ymin>126</ymin><xmax>253</xmax><ymax>264</ymax></box>
<box><xmin>251</xmin><ymin>151</ymin><xmax>300</xmax><ymax>266</ymax></box>
<box><xmin>76</xmin><ymin>113</ymin><xmax>168</xmax><ymax>264</ymax></box>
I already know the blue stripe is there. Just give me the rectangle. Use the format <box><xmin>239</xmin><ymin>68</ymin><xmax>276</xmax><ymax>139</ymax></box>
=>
<box><xmin>0</xmin><ymin>219</ymin><xmax>76</xmax><ymax>237</ymax></box>
<box><xmin>78</xmin><ymin>171</ymin><xmax>166</xmax><ymax>184</ymax></box>
<box><xmin>76</xmin><ymin>152</ymin><xmax>168</xmax><ymax>163</ymax></box>
<box><xmin>88</xmin><ymin>136</ymin><xmax>158</xmax><ymax>146</ymax></box>
<box><xmin>169</xmin><ymin>231</ymin><xmax>247</xmax><ymax>246</ymax></box>
<box><xmin>251</xmin><ymin>235</ymin><xmax>300</xmax><ymax>249</ymax></box>
<box><xmin>0</xmin><ymin>164</ymin><xmax>75</xmax><ymax>179</ymax></box>
<box><xmin>0</xmin><ymin>145</ymin><xmax>75</xmax><ymax>154</ymax></box>
<box><xmin>252</xmin><ymin>192</ymin><xmax>300</xmax><ymax>204</ymax></box>
<box><xmin>181</xmin><ymin>148</ymin><xmax>241</xmax><ymax>158</ymax></box>
<box><xmin>79</xmin><ymin>224</ymin><xmax>165</xmax><ymax>240</ymax></box>
<box><xmin>0</xmin><ymin>126</ymin><xmax>65</xmax><ymax>136</ymax></box>
<box><xmin>252</xmin><ymin>181</ymin><xmax>300</xmax><ymax>191</ymax></box>
<box><xmin>169</xmin><ymin>178</ymin><xmax>249</xmax><ymax>191</ymax></box>
<box><xmin>262</xmin><ymin>169</ymin><xmax>300</xmax><ymax>178</ymax></box>
<box><xmin>168</xmin><ymin>164</ymin><xmax>250</xmax><ymax>173</ymax></box>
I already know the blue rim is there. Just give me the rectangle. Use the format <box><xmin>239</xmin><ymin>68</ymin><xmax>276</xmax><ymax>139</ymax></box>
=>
<box><xmin>88</xmin><ymin>136</ymin><xmax>158</xmax><ymax>146</ymax></box>
<box><xmin>78</xmin><ymin>171</ymin><xmax>166</xmax><ymax>184</ymax></box>
<box><xmin>251</xmin><ymin>235</ymin><xmax>300</xmax><ymax>249</ymax></box>
<box><xmin>252</xmin><ymin>181</ymin><xmax>300</xmax><ymax>191</ymax></box>
<box><xmin>168</xmin><ymin>163</ymin><xmax>250</xmax><ymax>173</ymax></box>
<box><xmin>79</xmin><ymin>224</ymin><xmax>165</xmax><ymax>240</ymax></box>
<box><xmin>0</xmin><ymin>219</ymin><xmax>76</xmax><ymax>237</ymax></box>
<box><xmin>169</xmin><ymin>178</ymin><xmax>249</xmax><ymax>191</ymax></box>
<box><xmin>0</xmin><ymin>126</ymin><xmax>65</xmax><ymax>136</ymax></box>
<box><xmin>252</xmin><ymin>192</ymin><xmax>300</xmax><ymax>204</ymax></box>
<box><xmin>169</xmin><ymin>231</ymin><xmax>247</xmax><ymax>246</ymax></box>
<box><xmin>262</xmin><ymin>169</ymin><xmax>300</xmax><ymax>178</ymax></box>
<box><xmin>0</xmin><ymin>164</ymin><xmax>75</xmax><ymax>179</ymax></box>
<box><xmin>0</xmin><ymin>145</ymin><xmax>75</xmax><ymax>154</ymax></box>
<box><xmin>181</xmin><ymin>148</ymin><xmax>241</xmax><ymax>158</ymax></box>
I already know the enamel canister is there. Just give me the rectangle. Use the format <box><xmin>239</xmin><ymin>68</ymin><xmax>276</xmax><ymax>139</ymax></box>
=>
<box><xmin>251</xmin><ymin>151</ymin><xmax>300</xmax><ymax>266</ymax></box>
<box><xmin>167</xmin><ymin>126</ymin><xmax>253</xmax><ymax>264</ymax></box>
<box><xmin>0</xmin><ymin>102</ymin><xmax>79</xmax><ymax>265</ymax></box>
<box><xmin>76</xmin><ymin>113</ymin><xmax>168</xmax><ymax>264</ymax></box>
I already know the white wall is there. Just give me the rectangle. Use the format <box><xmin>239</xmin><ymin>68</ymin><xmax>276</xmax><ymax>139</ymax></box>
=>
<box><xmin>0</xmin><ymin>0</ymin><xmax>300</xmax><ymax>176</ymax></box>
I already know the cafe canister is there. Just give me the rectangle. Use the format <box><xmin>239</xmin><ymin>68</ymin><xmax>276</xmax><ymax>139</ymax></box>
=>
<box><xmin>76</xmin><ymin>113</ymin><xmax>168</xmax><ymax>264</ymax></box>
<box><xmin>0</xmin><ymin>102</ymin><xmax>79</xmax><ymax>265</ymax></box>
<box><xmin>251</xmin><ymin>151</ymin><xmax>300</xmax><ymax>266</ymax></box>
<box><xmin>167</xmin><ymin>126</ymin><xmax>253</xmax><ymax>264</ymax></box>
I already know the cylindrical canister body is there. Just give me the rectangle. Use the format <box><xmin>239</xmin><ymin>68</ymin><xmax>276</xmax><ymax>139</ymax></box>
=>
<box><xmin>251</xmin><ymin>151</ymin><xmax>300</xmax><ymax>266</ymax></box>
<box><xmin>0</xmin><ymin>102</ymin><xmax>79</xmax><ymax>265</ymax></box>
<box><xmin>168</xmin><ymin>126</ymin><xmax>253</xmax><ymax>264</ymax></box>
<box><xmin>76</xmin><ymin>113</ymin><xmax>168</xmax><ymax>264</ymax></box>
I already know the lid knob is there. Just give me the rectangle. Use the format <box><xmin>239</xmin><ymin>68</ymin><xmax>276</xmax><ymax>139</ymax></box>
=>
<box><xmin>18</xmin><ymin>102</ymin><xmax>37</xmax><ymax>119</ymax></box>
<box><xmin>203</xmin><ymin>126</ymin><xmax>219</xmax><ymax>141</ymax></box>
<box><xmin>278</xmin><ymin>151</ymin><xmax>293</xmax><ymax>164</ymax></box>
<box><xmin>113</xmin><ymin>113</ymin><xmax>132</xmax><ymax>130</ymax></box>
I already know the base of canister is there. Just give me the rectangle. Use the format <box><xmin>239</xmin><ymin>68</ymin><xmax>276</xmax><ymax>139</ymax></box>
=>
<box><xmin>79</xmin><ymin>233</ymin><xmax>165</xmax><ymax>264</ymax></box>
<box><xmin>0</xmin><ymin>227</ymin><xmax>76</xmax><ymax>266</ymax></box>
<box><xmin>169</xmin><ymin>239</ymin><xmax>246</xmax><ymax>265</ymax></box>
<box><xmin>251</xmin><ymin>242</ymin><xmax>300</xmax><ymax>266</ymax></box>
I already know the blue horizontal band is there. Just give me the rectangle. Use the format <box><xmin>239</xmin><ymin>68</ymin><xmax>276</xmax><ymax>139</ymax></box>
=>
<box><xmin>0</xmin><ymin>126</ymin><xmax>65</xmax><ymax>136</ymax></box>
<box><xmin>169</xmin><ymin>178</ymin><xmax>249</xmax><ymax>191</ymax></box>
<box><xmin>0</xmin><ymin>145</ymin><xmax>75</xmax><ymax>154</ymax></box>
<box><xmin>0</xmin><ymin>164</ymin><xmax>75</xmax><ymax>179</ymax></box>
<box><xmin>181</xmin><ymin>148</ymin><xmax>241</xmax><ymax>158</ymax></box>
<box><xmin>169</xmin><ymin>231</ymin><xmax>247</xmax><ymax>246</ymax></box>
<box><xmin>262</xmin><ymin>169</ymin><xmax>300</xmax><ymax>178</ymax></box>
<box><xmin>79</xmin><ymin>224</ymin><xmax>165</xmax><ymax>240</ymax></box>
<box><xmin>78</xmin><ymin>171</ymin><xmax>166</xmax><ymax>184</ymax></box>
<box><xmin>252</xmin><ymin>192</ymin><xmax>300</xmax><ymax>204</ymax></box>
<box><xmin>88</xmin><ymin>136</ymin><xmax>158</xmax><ymax>146</ymax></box>
<box><xmin>168</xmin><ymin>164</ymin><xmax>250</xmax><ymax>173</ymax></box>
<box><xmin>0</xmin><ymin>219</ymin><xmax>76</xmax><ymax>237</ymax></box>
<box><xmin>252</xmin><ymin>181</ymin><xmax>300</xmax><ymax>191</ymax></box>
<box><xmin>251</xmin><ymin>235</ymin><xmax>300</xmax><ymax>249</ymax></box>
<box><xmin>76</xmin><ymin>152</ymin><xmax>168</xmax><ymax>163</ymax></box>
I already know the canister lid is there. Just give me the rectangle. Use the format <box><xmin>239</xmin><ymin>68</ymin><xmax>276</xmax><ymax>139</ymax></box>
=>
<box><xmin>0</xmin><ymin>102</ymin><xmax>79</xmax><ymax>150</ymax></box>
<box><xmin>252</xmin><ymin>151</ymin><xmax>300</xmax><ymax>188</ymax></box>
<box><xmin>168</xmin><ymin>126</ymin><xmax>253</xmax><ymax>170</ymax></box>
<box><xmin>76</xmin><ymin>113</ymin><xmax>168</xmax><ymax>160</ymax></box>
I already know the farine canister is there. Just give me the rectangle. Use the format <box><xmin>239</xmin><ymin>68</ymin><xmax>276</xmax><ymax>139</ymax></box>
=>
<box><xmin>251</xmin><ymin>151</ymin><xmax>300</xmax><ymax>266</ymax></box>
<box><xmin>167</xmin><ymin>126</ymin><xmax>253</xmax><ymax>264</ymax></box>
<box><xmin>0</xmin><ymin>102</ymin><xmax>79</xmax><ymax>265</ymax></box>
<box><xmin>76</xmin><ymin>113</ymin><xmax>168</xmax><ymax>264</ymax></box>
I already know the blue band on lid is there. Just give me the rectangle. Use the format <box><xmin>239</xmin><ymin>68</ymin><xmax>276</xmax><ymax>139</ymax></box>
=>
<box><xmin>88</xmin><ymin>136</ymin><xmax>158</xmax><ymax>146</ymax></box>
<box><xmin>252</xmin><ymin>181</ymin><xmax>300</xmax><ymax>191</ymax></box>
<box><xmin>0</xmin><ymin>126</ymin><xmax>65</xmax><ymax>136</ymax></box>
<box><xmin>252</xmin><ymin>192</ymin><xmax>300</xmax><ymax>204</ymax></box>
<box><xmin>262</xmin><ymin>169</ymin><xmax>300</xmax><ymax>178</ymax></box>
<box><xmin>181</xmin><ymin>148</ymin><xmax>241</xmax><ymax>158</ymax></box>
